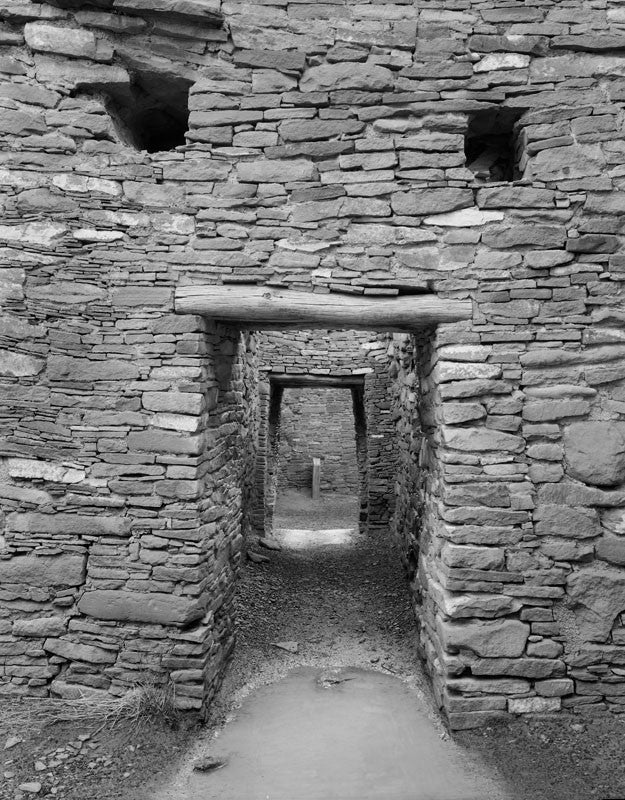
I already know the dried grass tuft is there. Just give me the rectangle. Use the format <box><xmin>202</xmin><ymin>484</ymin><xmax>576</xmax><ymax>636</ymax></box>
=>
<box><xmin>1</xmin><ymin>682</ymin><xmax>181</xmax><ymax>733</ymax></box>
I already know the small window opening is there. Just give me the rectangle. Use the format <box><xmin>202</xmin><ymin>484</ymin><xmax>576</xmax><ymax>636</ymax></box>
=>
<box><xmin>465</xmin><ymin>108</ymin><xmax>524</xmax><ymax>183</ymax></box>
<box><xmin>104</xmin><ymin>72</ymin><xmax>191</xmax><ymax>153</ymax></box>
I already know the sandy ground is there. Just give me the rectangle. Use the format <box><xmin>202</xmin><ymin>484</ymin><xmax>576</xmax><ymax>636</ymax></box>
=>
<box><xmin>3</xmin><ymin>489</ymin><xmax>625</xmax><ymax>799</ymax></box>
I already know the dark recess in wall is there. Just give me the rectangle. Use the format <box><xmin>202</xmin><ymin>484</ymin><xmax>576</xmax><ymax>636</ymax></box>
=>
<box><xmin>104</xmin><ymin>73</ymin><xmax>191</xmax><ymax>153</ymax></box>
<box><xmin>465</xmin><ymin>107</ymin><xmax>524</xmax><ymax>182</ymax></box>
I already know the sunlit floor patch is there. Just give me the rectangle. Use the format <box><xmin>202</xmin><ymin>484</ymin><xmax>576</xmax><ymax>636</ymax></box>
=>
<box><xmin>276</xmin><ymin>526</ymin><xmax>357</xmax><ymax>548</ymax></box>
<box><xmin>157</xmin><ymin>667</ymin><xmax>508</xmax><ymax>800</ymax></box>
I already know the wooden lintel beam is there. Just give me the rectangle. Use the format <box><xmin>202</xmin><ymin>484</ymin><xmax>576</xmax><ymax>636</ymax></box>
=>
<box><xmin>269</xmin><ymin>373</ymin><xmax>366</xmax><ymax>389</ymax></box>
<box><xmin>174</xmin><ymin>285</ymin><xmax>472</xmax><ymax>331</ymax></box>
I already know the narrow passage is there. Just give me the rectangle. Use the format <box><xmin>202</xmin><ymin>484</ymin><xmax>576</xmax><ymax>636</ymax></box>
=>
<box><xmin>237</xmin><ymin>489</ymin><xmax>429</xmax><ymax>687</ymax></box>
<box><xmin>150</xmin><ymin>490</ymin><xmax>509</xmax><ymax>800</ymax></box>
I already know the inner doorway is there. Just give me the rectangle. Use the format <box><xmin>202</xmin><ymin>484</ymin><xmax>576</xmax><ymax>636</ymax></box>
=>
<box><xmin>273</xmin><ymin>383</ymin><xmax>361</xmax><ymax>549</ymax></box>
<box><xmin>258</xmin><ymin>370</ymin><xmax>372</xmax><ymax>541</ymax></box>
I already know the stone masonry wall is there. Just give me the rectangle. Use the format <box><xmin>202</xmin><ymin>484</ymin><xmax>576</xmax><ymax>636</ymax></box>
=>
<box><xmin>277</xmin><ymin>387</ymin><xmax>359</xmax><ymax>495</ymax></box>
<box><xmin>4</xmin><ymin>0</ymin><xmax>625</xmax><ymax>728</ymax></box>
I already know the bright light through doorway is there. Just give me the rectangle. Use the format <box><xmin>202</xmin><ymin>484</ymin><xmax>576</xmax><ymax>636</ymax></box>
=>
<box><xmin>275</xmin><ymin>526</ymin><xmax>358</xmax><ymax>549</ymax></box>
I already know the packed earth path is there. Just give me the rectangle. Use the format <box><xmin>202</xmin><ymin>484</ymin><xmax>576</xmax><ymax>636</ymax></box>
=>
<box><xmin>148</xmin><ymin>489</ymin><xmax>508</xmax><ymax>800</ymax></box>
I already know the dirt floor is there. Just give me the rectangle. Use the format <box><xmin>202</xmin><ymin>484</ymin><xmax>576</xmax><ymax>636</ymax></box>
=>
<box><xmin>0</xmin><ymin>705</ymin><xmax>196</xmax><ymax>800</ymax></box>
<box><xmin>2</xmin><ymin>489</ymin><xmax>625</xmax><ymax>799</ymax></box>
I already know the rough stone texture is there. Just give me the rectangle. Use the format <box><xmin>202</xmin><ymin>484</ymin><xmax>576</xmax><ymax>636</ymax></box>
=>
<box><xmin>13</xmin><ymin>617</ymin><xmax>66</xmax><ymax>637</ymax></box>
<box><xmin>0</xmin><ymin>556</ymin><xmax>86</xmax><ymax>587</ymax></box>
<box><xmin>534</xmin><ymin>505</ymin><xmax>601</xmax><ymax>539</ymax></box>
<box><xmin>567</xmin><ymin>569</ymin><xmax>625</xmax><ymax>642</ymax></box>
<box><xmin>300</xmin><ymin>63</ymin><xmax>394</xmax><ymax>93</ymax></box>
<box><xmin>78</xmin><ymin>590</ymin><xmax>204</xmax><ymax>627</ymax></box>
<box><xmin>439</xmin><ymin>619</ymin><xmax>530</xmax><ymax>658</ymax></box>
<box><xmin>564</xmin><ymin>423</ymin><xmax>625</xmax><ymax>486</ymax></box>
<box><xmin>43</xmin><ymin>637</ymin><xmax>117</xmax><ymax>664</ymax></box>
<box><xmin>509</xmin><ymin>697</ymin><xmax>561</xmax><ymax>714</ymax></box>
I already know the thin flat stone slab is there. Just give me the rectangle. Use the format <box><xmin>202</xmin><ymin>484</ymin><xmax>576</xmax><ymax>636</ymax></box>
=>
<box><xmin>151</xmin><ymin>667</ymin><xmax>508</xmax><ymax>800</ymax></box>
<box><xmin>78</xmin><ymin>589</ymin><xmax>203</xmax><ymax>627</ymax></box>
<box><xmin>0</xmin><ymin>554</ymin><xmax>85</xmax><ymax>587</ymax></box>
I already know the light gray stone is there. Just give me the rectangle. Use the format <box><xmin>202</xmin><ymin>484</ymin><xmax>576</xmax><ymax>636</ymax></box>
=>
<box><xmin>17</xmin><ymin>782</ymin><xmax>42</xmax><ymax>795</ymax></box>
<box><xmin>237</xmin><ymin>160</ymin><xmax>315</xmax><ymax>183</ymax></box>
<box><xmin>6</xmin><ymin>459</ymin><xmax>85</xmax><ymax>483</ymax></box>
<box><xmin>0</xmin><ymin>555</ymin><xmax>86</xmax><ymax>587</ymax></box>
<box><xmin>0</xmin><ymin>222</ymin><xmax>66</xmax><ymax>246</ymax></box>
<box><xmin>440</xmin><ymin>403</ymin><xmax>486</xmax><ymax>424</ymax></box>
<box><xmin>523</xmin><ymin>400</ymin><xmax>590</xmax><ymax>421</ymax></box>
<box><xmin>477</xmin><ymin>187</ymin><xmax>555</xmax><ymax>208</ymax></box>
<box><xmin>28</xmin><ymin>281</ymin><xmax>107</xmax><ymax>304</ymax></box>
<box><xmin>442</xmin><ymin>426</ymin><xmax>524</xmax><ymax>453</ymax></box>
<box><xmin>439</xmin><ymin>619</ymin><xmax>530</xmax><ymax>658</ymax></box>
<box><xmin>0</xmin><ymin>349</ymin><xmax>44</xmax><ymax>377</ymax></box>
<box><xmin>13</xmin><ymin>617</ymin><xmax>66</xmax><ymax>637</ymax></box>
<box><xmin>564</xmin><ymin>422</ymin><xmax>625</xmax><ymax>487</ymax></box>
<box><xmin>509</xmin><ymin>697</ymin><xmax>561</xmax><ymax>714</ymax></box>
<box><xmin>474</xmin><ymin>53</ymin><xmax>530</xmax><ymax>71</ymax></box>
<box><xmin>142</xmin><ymin>392</ymin><xmax>204</xmax><ymax>415</ymax></box>
<box><xmin>527</xmin><ymin>144</ymin><xmax>604</xmax><ymax>181</ymax></box>
<box><xmin>53</xmin><ymin>174</ymin><xmax>121</xmax><ymax>195</ymax></box>
<box><xmin>534</xmin><ymin>504</ymin><xmax>601</xmax><ymax>539</ymax></box>
<box><xmin>481</xmin><ymin>225</ymin><xmax>565</xmax><ymax>249</ymax></box>
<box><xmin>0</xmin><ymin>483</ymin><xmax>51</xmax><ymax>505</ymax></box>
<box><xmin>48</xmin><ymin>355</ymin><xmax>139</xmax><ymax>382</ymax></box>
<box><xmin>436</xmin><ymin>362</ymin><xmax>501</xmax><ymax>382</ymax></box>
<box><xmin>300</xmin><ymin>62</ymin><xmax>394</xmax><ymax>92</ymax></box>
<box><xmin>391</xmin><ymin>188</ymin><xmax>473</xmax><ymax>216</ymax></box>
<box><xmin>25</xmin><ymin>23</ymin><xmax>96</xmax><ymax>58</ymax></box>
<box><xmin>441</xmin><ymin>544</ymin><xmax>505</xmax><ymax>570</ymax></box>
<box><xmin>423</xmin><ymin>208</ymin><xmax>503</xmax><ymax>227</ymax></box>
<box><xmin>44</xmin><ymin>638</ymin><xmax>116</xmax><ymax>664</ymax></box>
<box><xmin>78</xmin><ymin>589</ymin><xmax>203</xmax><ymax>627</ymax></box>
<box><xmin>7</xmin><ymin>513</ymin><xmax>131</xmax><ymax>537</ymax></box>
<box><xmin>50</xmin><ymin>680</ymin><xmax>109</xmax><ymax>700</ymax></box>
<box><xmin>535</xmin><ymin>679</ymin><xmax>574</xmax><ymax>697</ymax></box>
<box><xmin>252</xmin><ymin>69</ymin><xmax>297</xmax><ymax>94</ymax></box>
<box><xmin>440</xmin><ymin>592</ymin><xmax>521</xmax><ymax>620</ymax></box>
<box><xmin>481</xmin><ymin>299</ymin><xmax>540</xmax><ymax>319</ymax></box>
<box><xmin>280</xmin><ymin>119</ymin><xmax>363</xmax><ymax>142</ymax></box>
<box><xmin>567</xmin><ymin>567</ymin><xmax>625</xmax><ymax>641</ymax></box>
<box><xmin>470</xmin><ymin>657</ymin><xmax>564</xmax><ymax>679</ymax></box>
<box><xmin>448</xmin><ymin>677</ymin><xmax>530</xmax><ymax>695</ymax></box>
<box><xmin>110</xmin><ymin>288</ymin><xmax>171</xmax><ymax>307</ymax></box>
<box><xmin>127</xmin><ymin>430</ymin><xmax>204</xmax><ymax>455</ymax></box>
<box><xmin>115</xmin><ymin>0</ymin><xmax>221</xmax><ymax>23</ymax></box>
<box><xmin>596</xmin><ymin>534</ymin><xmax>625</xmax><ymax>566</ymax></box>
<box><xmin>601</xmin><ymin>509</ymin><xmax>625</xmax><ymax>535</ymax></box>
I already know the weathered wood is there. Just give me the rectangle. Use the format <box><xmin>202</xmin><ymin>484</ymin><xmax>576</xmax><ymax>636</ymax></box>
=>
<box><xmin>175</xmin><ymin>285</ymin><xmax>472</xmax><ymax>331</ymax></box>
<box><xmin>312</xmin><ymin>457</ymin><xmax>321</xmax><ymax>502</ymax></box>
<box><xmin>269</xmin><ymin>373</ymin><xmax>366</xmax><ymax>389</ymax></box>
